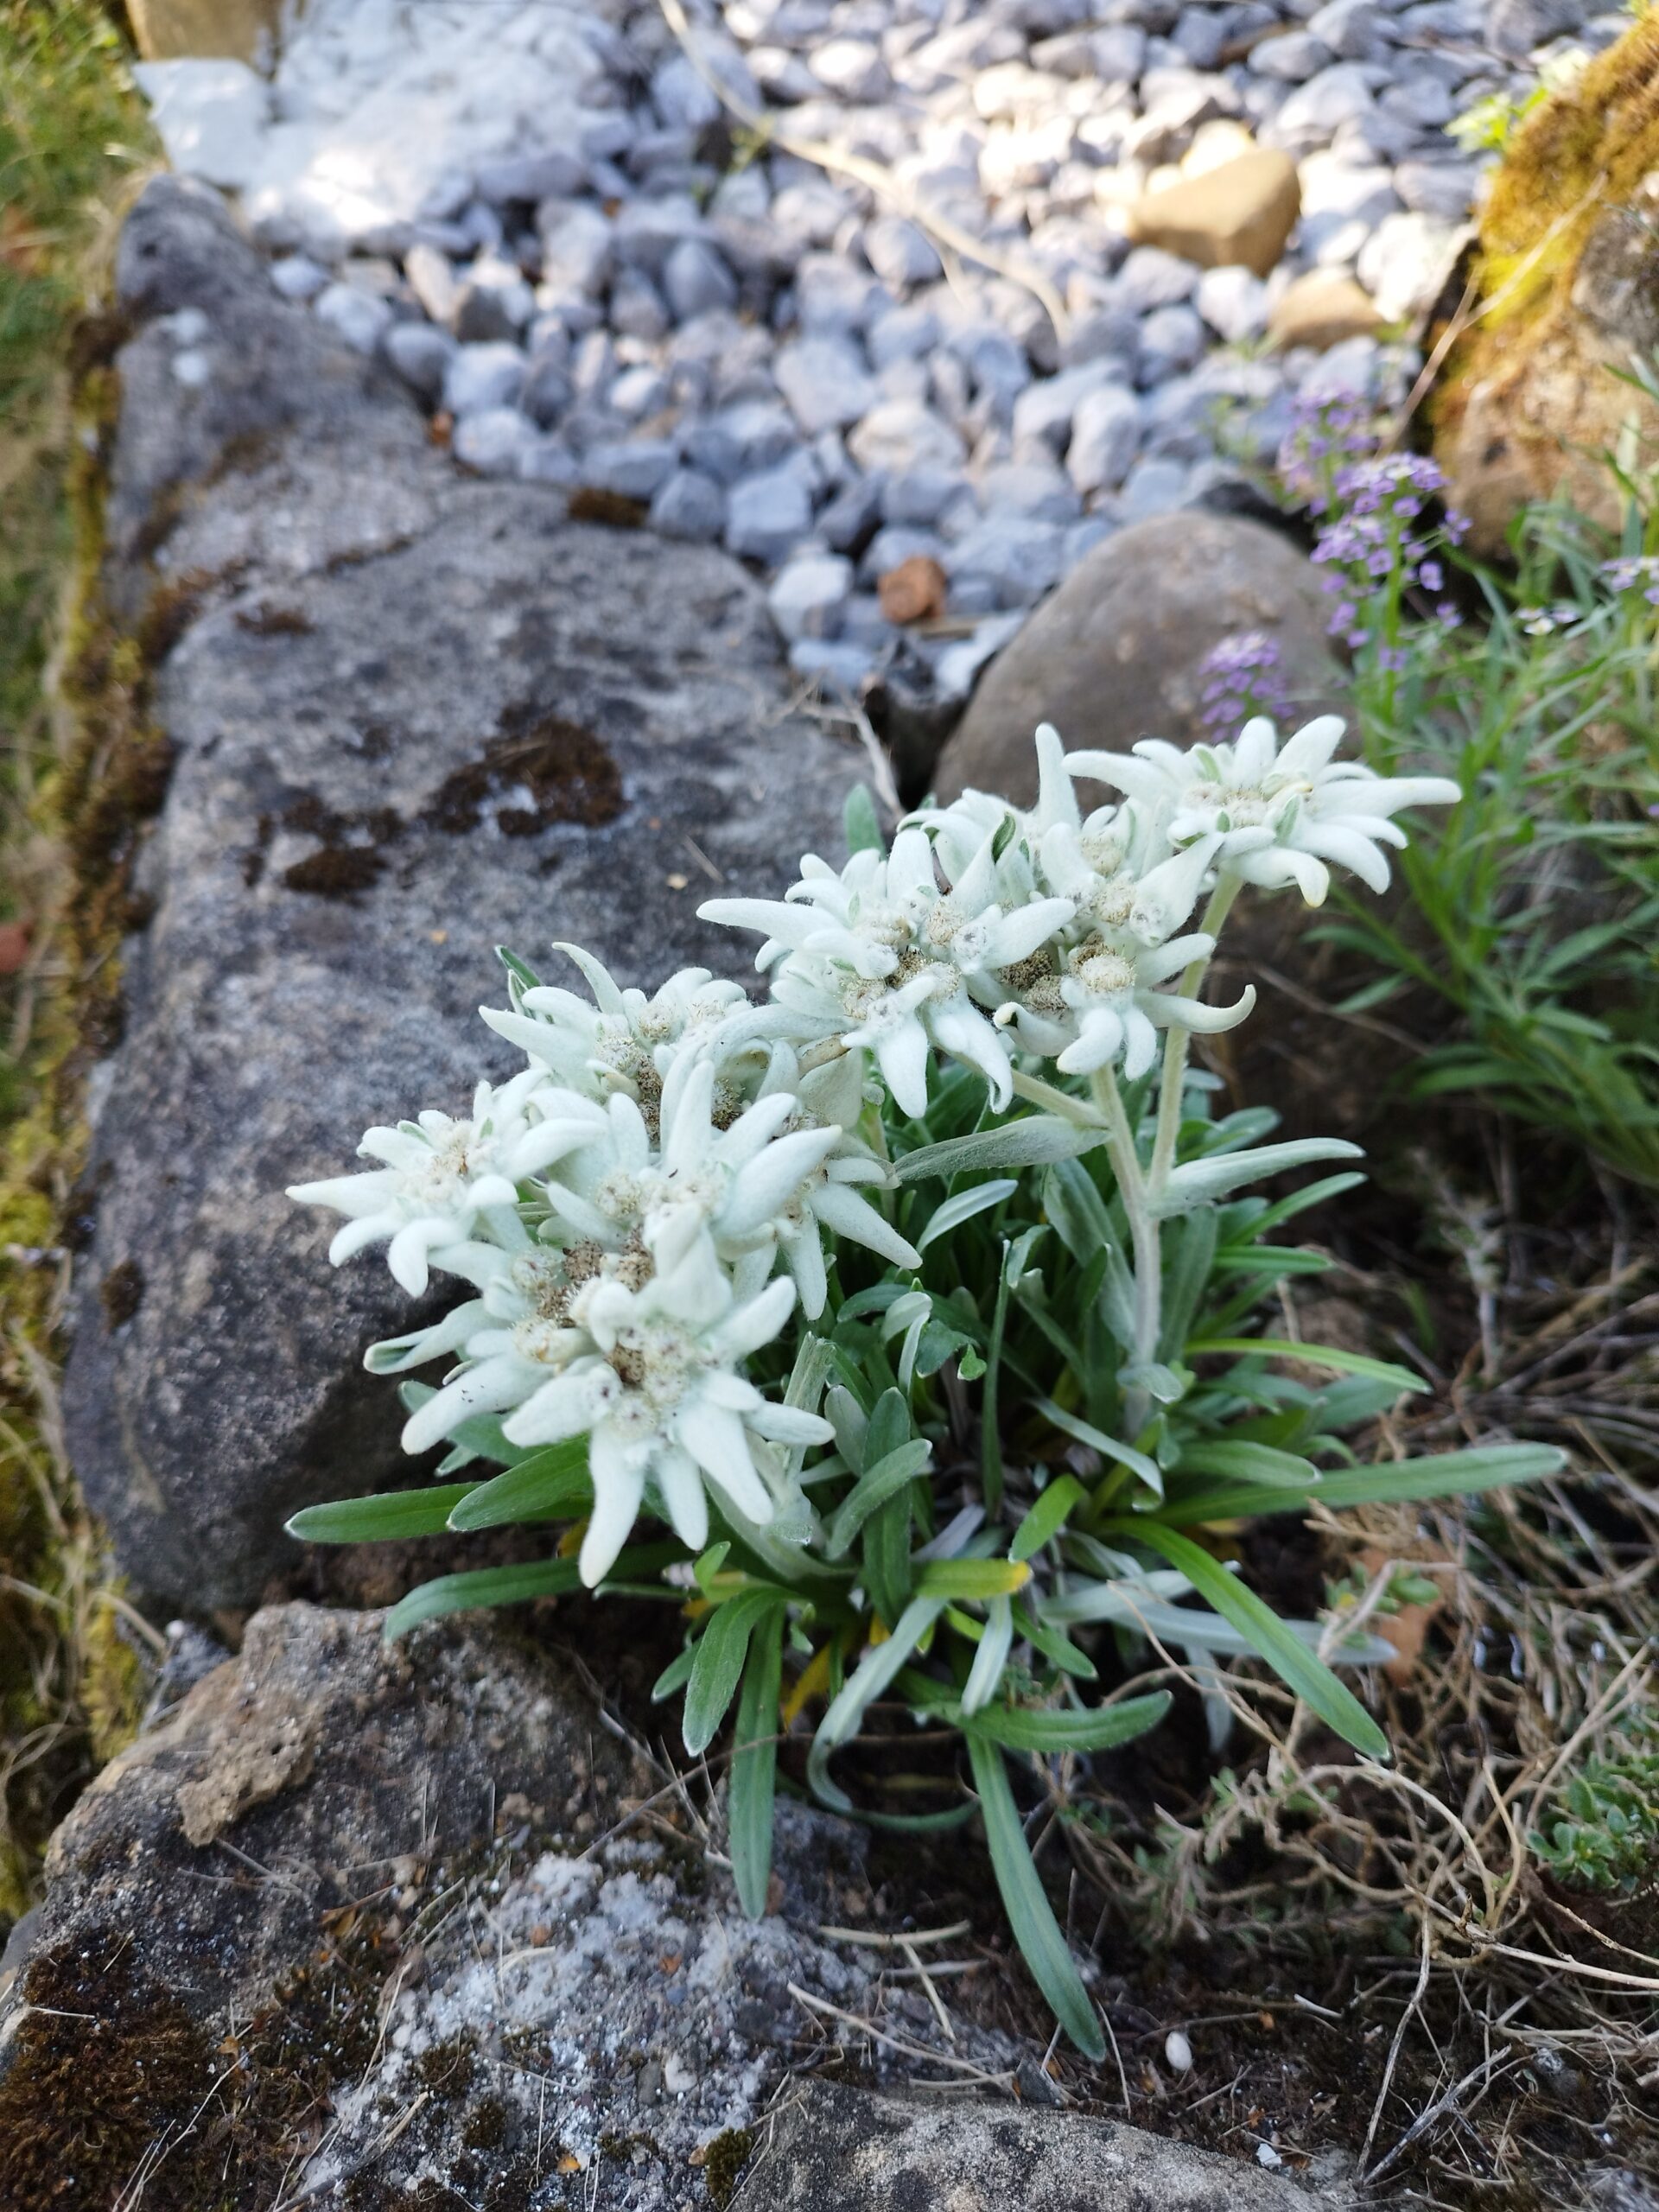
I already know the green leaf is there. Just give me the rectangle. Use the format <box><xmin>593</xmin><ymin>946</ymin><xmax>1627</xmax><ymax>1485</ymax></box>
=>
<box><xmin>1154</xmin><ymin>1139</ymin><xmax>1364</xmax><ymax>1213</ymax></box>
<box><xmin>383</xmin><ymin>1557</ymin><xmax>582</xmax><ymax>1641</ymax></box>
<box><xmin>729</xmin><ymin>1608</ymin><xmax>785</xmax><ymax>1918</ymax></box>
<box><xmin>1188</xmin><ymin>1338</ymin><xmax>1427</xmax><ymax>1392</ymax></box>
<box><xmin>1010</xmin><ymin>1476</ymin><xmax>1087</xmax><ymax>1563</ymax></box>
<box><xmin>918</xmin><ymin>1178</ymin><xmax>1019</xmax><ymax>1249</ymax></box>
<box><xmin>916</xmin><ymin>1558</ymin><xmax>1032</xmax><ymax>1600</ymax></box>
<box><xmin>495</xmin><ymin>944</ymin><xmax>543</xmax><ymax>997</ymax></box>
<box><xmin>894</xmin><ymin>1116</ymin><xmax>1104</xmax><ymax>1185</ymax></box>
<box><xmin>652</xmin><ymin>1643</ymin><xmax>698</xmax><ymax>1702</ymax></box>
<box><xmin>967</xmin><ymin>1692</ymin><xmax>1171</xmax><ymax>1753</ymax></box>
<box><xmin>844</xmin><ymin>783</ymin><xmax>886</xmax><ymax>854</ymax></box>
<box><xmin>445</xmin><ymin>1436</ymin><xmax>594</xmax><ymax>1530</ymax></box>
<box><xmin>685</xmin><ymin>1591</ymin><xmax>784</xmax><ymax>1758</ymax></box>
<box><xmin>1111</xmin><ymin>1522</ymin><xmax>1389</xmax><ymax>1759</ymax></box>
<box><xmin>1012</xmin><ymin>1599</ymin><xmax>1097</xmax><ymax>1680</ymax></box>
<box><xmin>808</xmin><ymin>1596</ymin><xmax>948</xmax><ymax>1811</ymax></box>
<box><xmin>1174</xmin><ymin>1440</ymin><xmax>1319</xmax><ymax>1490</ymax></box>
<box><xmin>967</xmin><ymin>1734</ymin><xmax>1105</xmax><ymax>2058</ymax></box>
<box><xmin>825</xmin><ymin>1440</ymin><xmax>933</xmax><ymax>1559</ymax></box>
<box><xmin>1166</xmin><ymin>1440</ymin><xmax>1563</xmax><ymax>1525</ymax></box>
<box><xmin>1033</xmin><ymin>1396</ymin><xmax>1162</xmax><ymax>1497</ymax></box>
<box><xmin>287</xmin><ymin>1483</ymin><xmax>481</xmax><ymax>1544</ymax></box>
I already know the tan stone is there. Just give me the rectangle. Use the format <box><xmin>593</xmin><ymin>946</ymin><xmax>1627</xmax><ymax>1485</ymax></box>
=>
<box><xmin>1269</xmin><ymin>271</ymin><xmax>1385</xmax><ymax>352</ymax></box>
<box><xmin>879</xmin><ymin>554</ymin><xmax>948</xmax><ymax>625</ymax></box>
<box><xmin>125</xmin><ymin>0</ymin><xmax>287</xmax><ymax>62</ymax></box>
<box><xmin>1122</xmin><ymin>148</ymin><xmax>1301</xmax><ymax>278</ymax></box>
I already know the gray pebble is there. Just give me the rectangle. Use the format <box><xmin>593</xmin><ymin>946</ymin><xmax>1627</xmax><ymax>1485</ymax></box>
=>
<box><xmin>788</xmin><ymin>638</ymin><xmax>874</xmax><ymax>692</ymax></box>
<box><xmin>385</xmin><ymin>320</ymin><xmax>457</xmax><ymax>401</ymax></box>
<box><xmin>611</xmin><ymin>267</ymin><xmax>671</xmax><ymax>342</ymax></box>
<box><xmin>864</xmin><ymin>214</ymin><xmax>944</xmax><ymax>291</ymax></box>
<box><xmin>882</xmin><ymin>465</ymin><xmax>971</xmax><ymax>526</ymax></box>
<box><xmin>727</xmin><ymin>465</ymin><xmax>816</xmax><ymax>562</ymax></box>
<box><xmin>818</xmin><ymin>472</ymin><xmax>887</xmax><ymax>552</ymax></box>
<box><xmin>1137</xmin><ymin>301</ymin><xmax>1206</xmax><ymax>383</ymax></box>
<box><xmin>315</xmin><ymin>283</ymin><xmax>393</xmax><ymax>355</ymax></box>
<box><xmin>663</xmin><ymin>238</ymin><xmax>739</xmax><ymax>320</ymax></box>
<box><xmin>1065</xmin><ymin>383</ymin><xmax>1141</xmax><ymax>493</ymax></box>
<box><xmin>1194</xmin><ymin>264</ymin><xmax>1269</xmax><ymax>342</ymax></box>
<box><xmin>1249</xmin><ymin>29</ymin><xmax>1332</xmax><ymax>80</ymax></box>
<box><xmin>583</xmin><ymin>437</ymin><xmax>681</xmax><ymax>501</ymax></box>
<box><xmin>946</xmin><ymin>515</ymin><xmax>1067</xmax><ymax>608</ymax></box>
<box><xmin>1115</xmin><ymin>244</ymin><xmax>1201</xmax><ymax>314</ymax></box>
<box><xmin>453</xmin><ymin>405</ymin><xmax>537</xmax><ymax>475</ymax></box>
<box><xmin>649</xmin><ymin>467</ymin><xmax>728</xmax><ymax>541</ymax></box>
<box><xmin>270</xmin><ymin>253</ymin><xmax>329</xmax><ymax>302</ymax></box>
<box><xmin>978</xmin><ymin>459</ymin><xmax>1081</xmax><ymax>523</ymax></box>
<box><xmin>768</xmin><ymin>551</ymin><xmax>855</xmax><ymax>639</ymax></box>
<box><xmin>1117</xmin><ymin>454</ymin><xmax>1192</xmax><ymax>521</ymax></box>
<box><xmin>443</xmin><ymin>340</ymin><xmax>528</xmax><ymax>416</ymax></box>
<box><xmin>776</xmin><ymin>333</ymin><xmax>879</xmax><ymax>433</ymax></box>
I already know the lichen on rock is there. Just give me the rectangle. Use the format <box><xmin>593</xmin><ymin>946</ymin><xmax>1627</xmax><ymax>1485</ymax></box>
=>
<box><xmin>1432</xmin><ymin>16</ymin><xmax>1659</xmax><ymax>551</ymax></box>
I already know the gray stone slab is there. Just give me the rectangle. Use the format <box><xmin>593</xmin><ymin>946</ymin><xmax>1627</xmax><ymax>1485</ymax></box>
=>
<box><xmin>61</xmin><ymin>178</ymin><xmax>851</xmax><ymax>1612</ymax></box>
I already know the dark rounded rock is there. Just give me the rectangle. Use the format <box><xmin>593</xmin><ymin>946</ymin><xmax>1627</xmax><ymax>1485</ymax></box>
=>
<box><xmin>931</xmin><ymin>511</ymin><xmax>1344</xmax><ymax>809</ymax></box>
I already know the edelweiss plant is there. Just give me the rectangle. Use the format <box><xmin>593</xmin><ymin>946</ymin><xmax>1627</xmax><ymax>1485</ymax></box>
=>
<box><xmin>289</xmin><ymin>721</ymin><xmax>1561</xmax><ymax>2054</ymax></box>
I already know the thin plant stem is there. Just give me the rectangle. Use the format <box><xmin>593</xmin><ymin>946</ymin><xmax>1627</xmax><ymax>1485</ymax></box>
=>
<box><xmin>1147</xmin><ymin>874</ymin><xmax>1242</xmax><ymax>1195</ymax></box>
<box><xmin>1090</xmin><ymin>1065</ymin><xmax>1160</xmax><ymax>1436</ymax></box>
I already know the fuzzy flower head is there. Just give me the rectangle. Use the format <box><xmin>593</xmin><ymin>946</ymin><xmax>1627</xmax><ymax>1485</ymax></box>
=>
<box><xmin>287</xmin><ymin>1069</ymin><xmax>612</xmax><ymax>1295</ymax></box>
<box><xmin>1066</xmin><ymin>716</ymin><xmax>1460</xmax><ymax>905</ymax></box>
<box><xmin>701</xmin><ymin>819</ymin><xmax>1071</xmax><ymax>1119</ymax></box>
<box><xmin>481</xmin><ymin>945</ymin><xmax>753</xmax><ymax>1131</ymax></box>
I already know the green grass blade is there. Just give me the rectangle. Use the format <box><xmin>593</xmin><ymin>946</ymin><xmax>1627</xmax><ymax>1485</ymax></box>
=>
<box><xmin>684</xmin><ymin>1592</ymin><xmax>782</xmax><ymax>1757</ymax></box>
<box><xmin>729</xmin><ymin>1608</ymin><xmax>785</xmax><ymax>1918</ymax></box>
<box><xmin>1188</xmin><ymin>1338</ymin><xmax>1427</xmax><ymax>1392</ymax></box>
<box><xmin>966</xmin><ymin>1693</ymin><xmax>1171</xmax><ymax>1753</ymax></box>
<box><xmin>1010</xmin><ymin>1476</ymin><xmax>1087</xmax><ymax>1563</ymax></box>
<box><xmin>824</xmin><ymin>1440</ymin><xmax>933</xmax><ymax>1559</ymax></box>
<box><xmin>446</xmin><ymin>1436</ymin><xmax>593</xmax><ymax>1530</ymax></box>
<box><xmin>383</xmin><ymin>1557</ymin><xmax>582</xmax><ymax>1641</ymax></box>
<box><xmin>287</xmin><ymin>1483</ymin><xmax>480</xmax><ymax>1544</ymax></box>
<box><xmin>1115</xmin><ymin>1522</ymin><xmax>1389</xmax><ymax>1760</ymax></box>
<box><xmin>966</xmin><ymin>1735</ymin><xmax>1105</xmax><ymax>2058</ymax></box>
<box><xmin>1165</xmin><ymin>1440</ymin><xmax>1564</xmax><ymax>1525</ymax></box>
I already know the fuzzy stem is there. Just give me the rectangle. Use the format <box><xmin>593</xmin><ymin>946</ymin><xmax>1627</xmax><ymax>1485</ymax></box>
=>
<box><xmin>1147</xmin><ymin>873</ymin><xmax>1243</xmax><ymax>1195</ymax></box>
<box><xmin>1091</xmin><ymin>1064</ymin><xmax>1160</xmax><ymax>1437</ymax></box>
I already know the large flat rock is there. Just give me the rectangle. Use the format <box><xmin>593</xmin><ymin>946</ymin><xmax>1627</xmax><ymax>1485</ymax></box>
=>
<box><xmin>62</xmin><ymin>179</ymin><xmax>852</xmax><ymax>1612</ymax></box>
<box><xmin>733</xmin><ymin>2082</ymin><xmax>1340</xmax><ymax>2210</ymax></box>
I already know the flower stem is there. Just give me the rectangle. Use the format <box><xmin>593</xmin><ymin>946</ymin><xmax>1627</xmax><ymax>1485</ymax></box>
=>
<box><xmin>1091</xmin><ymin>1065</ymin><xmax>1160</xmax><ymax>1436</ymax></box>
<box><xmin>1147</xmin><ymin>874</ymin><xmax>1242</xmax><ymax>1195</ymax></box>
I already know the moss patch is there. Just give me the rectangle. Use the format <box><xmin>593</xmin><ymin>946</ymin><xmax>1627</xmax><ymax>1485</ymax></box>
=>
<box><xmin>1430</xmin><ymin>16</ymin><xmax>1659</xmax><ymax>538</ymax></box>
<box><xmin>0</xmin><ymin>4</ymin><xmax>163</xmax><ymax>1921</ymax></box>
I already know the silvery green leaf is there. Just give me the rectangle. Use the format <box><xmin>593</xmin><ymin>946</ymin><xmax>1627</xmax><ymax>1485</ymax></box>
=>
<box><xmin>918</xmin><ymin>1179</ymin><xmax>1020</xmax><ymax>1249</ymax></box>
<box><xmin>1116</xmin><ymin>1360</ymin><xmax>1188</xmax><ymax>1407</ymax></box>
<box><xmin>807</xmin><ymin>1596</ymin><xmax>948</xmax><ymax>1811</ymax></box>
<box><xmin>894</xmin><ymin>1116</ymin><xmax>1105</xmax><ymax>1184</ymax></box>
<box><xmin>1153</xmin><ymin>1139</ymin><xmax>1363</xmax><ymax>1214</ymax></box>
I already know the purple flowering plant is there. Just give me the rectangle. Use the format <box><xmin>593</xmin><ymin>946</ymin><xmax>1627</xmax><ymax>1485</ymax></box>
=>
<box><xmin>1273</xmin><ymin>393</ymin><xmax>1659</xmax><ymax>1187</ymax></box>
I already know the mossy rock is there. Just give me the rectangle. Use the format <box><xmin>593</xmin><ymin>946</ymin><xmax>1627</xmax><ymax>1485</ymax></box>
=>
<box><xmin>1431</xmin><ymin>17</ymin><xmax>1659</xmax><ymax>553</ymax></box>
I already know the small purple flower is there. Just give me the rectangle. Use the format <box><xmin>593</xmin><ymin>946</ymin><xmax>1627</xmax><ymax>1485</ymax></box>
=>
<box><xmin>1197</xmin><ymin>629</ymin><xmax>1292</xmax><ymax>739</ymax></box>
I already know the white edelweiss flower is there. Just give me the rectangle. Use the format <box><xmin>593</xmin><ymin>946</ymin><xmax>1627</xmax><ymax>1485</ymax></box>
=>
<box><xmin>481</xmin><ymin>944</ymin><xmax>751</xmax><ymax>1123</ymax></box>
<box><xmin>703</xmin><ymin>823</ymin><xmax>1067</xmax><ymax>1118</ymax></box>
<box><xmin>1065</xmin><ymin>716</ymin><xmax>1460</xmax><ymax>906</ymax></box>
<box><xmin>1052</xmin><ymin>929</ymin><xmax>1255</xmax><ymax>1078</ymax></box>
<box><xmin>752</xmin><ymin>1046</ymin><xmax>921</xmax><ymax>1318</ymax></box>
<box><xmin>525</xmin><ymin>1053</ymin><xmax>842</xmax><ymax>1268</ymax></box>
<box><xmin>287</xmin><ymin>1070</ymin><xmax>612</xmax><ymax>1295</ymax></box>
<box><xmin>499</xmin><ymin>1236</ymin><xmax>832</xmax><ymax>1586</ymax></box>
